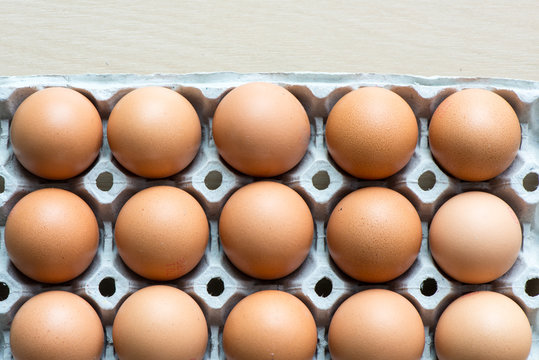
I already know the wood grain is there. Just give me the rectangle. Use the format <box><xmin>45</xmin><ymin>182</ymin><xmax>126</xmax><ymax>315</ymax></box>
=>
<box><xmin>1</xmin><ymin>0</ymin><xmax>538</xmax><ymax>80</ymax></box>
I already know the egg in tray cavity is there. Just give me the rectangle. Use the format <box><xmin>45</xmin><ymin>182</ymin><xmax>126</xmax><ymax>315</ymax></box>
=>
<box><xmin>0</xmin><ymin>74</ymin><xmax>537</xmax><ymax>360</ymax></box>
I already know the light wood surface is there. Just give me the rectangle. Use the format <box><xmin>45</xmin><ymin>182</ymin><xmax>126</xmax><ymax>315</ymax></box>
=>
<box><xmin>1</xmin><ymin>1</ymin><xmax>538</xmax><ymax>80</ymax></box>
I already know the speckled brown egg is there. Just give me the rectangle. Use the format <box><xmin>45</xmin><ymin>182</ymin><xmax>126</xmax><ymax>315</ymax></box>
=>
<box><xmin>429</xmin><ymin>89</ymin><xmax>521</xmax><ymax>181</ymax></box>
<box><xmin>429</xmin><ymin>191</ymin><xmax>522</xmax><ymax>284</ymax></box>
<box><xmin>10</xmin><ymin>87</ymin><xmax>102</xmax><ymax>180</ymax></box>
<box><xmin>10</xmin><ymin>291</ymin><xmax>104</xmax><ymax>360</ymax></box>
<box><xmin>325</xmin><ymin>87</ymin><xmax>418</xmax><ymax>179</ymax></box>
<box><xmin>223</xmin><ymin>290</ymin><xmax>317</xmax><ymax>360</ymax></box>
<box><xmin>435</xmin><ymin>291</ymin><xmax>531</xmax><ymax>360</ymax></box>
<box><xmin>4</xmin><ymin>188</ymin><xmax>99</xmax><ymax>283</ymax></box>
<box><xmin>329</xmin><ymin>289</ymin><xmax>425</xmax><ymax>360</ymax></box>
<box><xmin>107</xmin><ymin>86</ymin><xmax>201</xmax><ymax>178</ymax></box>
<box><xmin>114</xmin><ymin>186</ymin><xmax>208</xmax><ymax>281</ymax></box>
<box><xmin>219</xmin><ymin>181</ymin><xmax>313</xmax><ymax>279</ymax></box>
<box><xmin>113</xmin><ymin>285</ymin><xmax>208</xmax><ymax>360</ymax></box>
<box><xmin>212</xmin><ymin>82</ymin><xmax>310</xmax><ymax>177</ymax></box>
<box><xmin>327</xmin><ymin>187</ymin><xmax>422</xmax><ymax>282</ymax></box>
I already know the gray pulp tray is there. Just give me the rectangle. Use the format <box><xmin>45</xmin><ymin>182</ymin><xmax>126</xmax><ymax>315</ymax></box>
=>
<box><xmin>0</xmin><ymin>73</ymin><xmax>538</xmax><ymax>359</ymax></box>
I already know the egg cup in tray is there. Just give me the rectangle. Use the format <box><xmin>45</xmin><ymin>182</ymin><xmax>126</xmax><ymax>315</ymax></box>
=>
<box><xmin>0</xmin><ymin>73</ymin><xmax>538</xmax><ymax>359</ymax></box>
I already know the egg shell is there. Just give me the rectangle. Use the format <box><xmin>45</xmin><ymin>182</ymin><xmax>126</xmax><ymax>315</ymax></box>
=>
<box><xmin>10</xmin><ymin>291</ymin><xmax>104</xmax><ymax>360</ymax></box>
<box><xmin>4</xmin><ymin>188</ymin><xmax>99</xmax><ymax>283</ymax></box>
<box><xmin>328</xmin><ymin>289</ymin><xmax>425</xmax><ymax>360</ymax></box>
<box><xmin>219</xmin><ymin>181</ymin><xmax>314</xmax><ymax>279</ymax></box>
<box><xmin>325</xmin><ymin>87</ymin><xmax>418</xmax><ymax>179</ymax></box>
<box><xmin>10</xmin><ymin>87</ymin><xmax>103</xmax><ymax>180</ymax></box>
<box><xmin>107</xmin><ymin>86</ymin><xmax>201</xmax><ymax>178</ymax></box>
<box><xmin>114</xmin><ymin>186</ymin><xmax>209</xmax><ymax>281</ymax></box>
<box><xmin>326</xmin><ymin>187</ymin><xmax>422</xmax><ymax>282</ymax></box>
<box><xmin>429</xmin><ymin>191</ymin><xmax>522</xmax><ymax>284</ymax></box>
<box><xmin>223</xmin><ymin>290</ymin><xmax>317</xmax><ymax>360</ymax></box>
<box><xmin>429</xmin><ymin>88</ymin><xmax>521</xmax><ymax>181</ymax></box>
<box><xmin>212</xmin><ymin>82</ymin><xmax>310</xmax><ymax>177</ymax></box>
<box><xmin>112</xmin><ymin>285</ymin><xmax>208</xmax><ymax>360</ymax></box>
<box><xmin>435</xmin><ymin>291</ymin><xmax>532</xmax><ymax>360</ymax></box>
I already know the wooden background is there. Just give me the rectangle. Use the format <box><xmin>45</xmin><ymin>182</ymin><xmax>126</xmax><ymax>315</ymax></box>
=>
<box><xmin>1</xmin><ymin>0</ymin><xmax>538</xmax><ymax>80</ymax></box>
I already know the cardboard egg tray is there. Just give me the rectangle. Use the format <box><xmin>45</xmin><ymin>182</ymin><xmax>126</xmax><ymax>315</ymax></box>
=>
<box><xmin>0</xmin><ymin>73</ymin><xmax>538</xmax><ymax>359</ymax></box>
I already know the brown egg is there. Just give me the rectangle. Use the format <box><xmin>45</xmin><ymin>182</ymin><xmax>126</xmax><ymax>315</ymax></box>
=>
<box><xmin>329</xmin><ymin>289</ymin><xmax>425</xmax><ymax>360</ymax></box>
<box><xmin>429</xmin><ymin>89</ymin><xmax>521</xmax><ymax>181</ymax></box>
<box><xmin>429</xmin><ymin>191</ymin><xmax>522</xmax><ymax>284</ymax></box>
<box><xmin>107</xmin><ymin>86</ymin><xmax>201</xmax><ymax>178</ymax></box>
<box><xmin>114</xmin><ymin>186</ymin><xmax>208</xmax><ymax>281</ymax></box>
<box><xmin>223</xmin><ymin>290</ymin><xmax>317</xmax><ymax>360</ymax></box>
<box><xmin>435</xmin><ymin>291</ymin><xmax>532</xmax><ymax>360</ymax></box>
<box><xmin>325</xmin><ymin>87</ymin><xmax>418</xmax><ymax>179</ymax></box>
<box><xmin>113</xmin><ymin>285</ymin><xmax>208</xmax><ymax>360</ymax></box>
<box><xmin>4</xmin><ymin>188</ymin><xmax>99</xmax><ymax>283</ymax></box>
<box><xmin>212</xmin><ymin>82</ymin><xmax>310</xmax><ymax>177</ymax></box>
<box><xmin>10</xmin><ymin>87</ymin><xmax>102</xmax><ymax>180</ymax></box>
<box><xmin>219</xmin><ymin>181</ymin><xmax>313</xmax><ymax>279</ymax></box>
<box><xmin>327</xmin><ymin>187</ymin><xmax>422</xmax><ymax>282</ymax></box>
<box><xmin>10</xmin><ymin>291</ymin><xmax>104</xmax><ymax>360</ymax></box>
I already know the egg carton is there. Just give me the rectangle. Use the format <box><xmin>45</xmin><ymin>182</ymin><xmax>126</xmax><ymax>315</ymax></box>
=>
<box><xmin>0</xmin><ymin>73</ymin><xmax>538</xmax><ymax>359</ymax></box>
